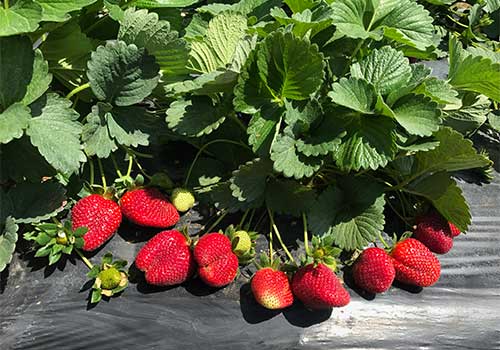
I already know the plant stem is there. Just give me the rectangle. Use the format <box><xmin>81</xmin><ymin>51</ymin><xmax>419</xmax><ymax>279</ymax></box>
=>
<box><xmin>245</xmin><ymin>209</ymin><xmax>256</xmax><ymax>231</ymax></box>
<box><xmin>133</xmin><ymin>157</ymin><xmax>151</xmax><ymax>180</ymax></box>
<box><xmin>88</xmin><ymin>157</ymin><xmax>95</xmax><ymax>187</ymax></box>
<box><xmin>4</xmin><ymin>0</ymin><xmax>9</xmax><ymax>9</ymax></box>
<box><xmin>96</xmin><ymin>157</ymin><xmax>107</xmax><ymax>191</ymax></box>
<box><xmin>377</xmin><ymin>232</ymin><xmax>391</xmax><ymax>250</ymax></box>
<box><xmin>230</xmin><ymin>113</ymin><xmax>247</xmax><ymax>133</ymax></box>
<box><xmin>205</xmin><ymin>210</ymin><xmax>228</xmax><ymax>233</ymax></box>
<box><xmin>268</xmin><ymin>219</ymin><xmax>274</xmax><ymax>265</ymax></box>
<box><xmin>267</xmin><ymin>208</ymin><xmax>295</xmax><ymax>263</ymax></box>
<box><xmin>239</xmin><ymin>209</ymin><xmax>250</xmax><ymax>229</ymax></box>
<box><xmin>66</xmin><ymin>83</ymin><xmax>90</xmax><ymax>100</ymax></box>
<box><xmin>184</xmin><ymin>139</ymin><xmax>250</xmax><ymax>187</ymax></box>
<box><xmin>76</xmin><ymin>249</ymin><xmax>94</xmax><ymax>270</ymax></box>
<box><xmin>386</xmin><ymin>199</ymin><xmax>412</xmax><ymax>229</ymax></box>
<box><xmin>110</xmin><ymin>154</ymin><xmax>123</xmax><ymax>178</ymax></box>
<box><xmin>302</xmin><ymin>213</ymin><xmax>310</xmax><ymax>256</ymax></box>
<box><xmin>126</xmin><ymin>153</ymin><xmax>134</xmax><ymax>178</ymax></box>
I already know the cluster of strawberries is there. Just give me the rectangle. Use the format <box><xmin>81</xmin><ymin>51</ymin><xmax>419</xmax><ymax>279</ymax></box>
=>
<box><xmin>71</xmin><ymin>189</ymin><xmax>462</xmax><ymax>311</ymax></box>
<box><xmin>352</xmin><ymin>211</ymin><xmax>461</xmax><ymax>294</ymax></box>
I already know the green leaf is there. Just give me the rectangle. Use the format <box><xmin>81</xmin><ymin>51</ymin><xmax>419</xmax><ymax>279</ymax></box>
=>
<box><xmin>27</xmin><ymin>93</ymin><xmax>86</xmax><ymax>174</ymax></box>
<box><xmin>413</xmin><ymin>77</ymin><xmax>461</xmax><ymax>105</ymax></box>
<box><xmin>0</xmin><ymin>217</ymin><xmax>18</xmax><ymax>272</ymax></box>
<box><xmin>408</xmin><ymin>172</ymin><xmax>470</xmax><ymax>232</ymax></box>
<box><xmin>285</xmin><ymin>0</ymin><xmax>318</xmax><ymax>13</ymax></box>
<box><xmin>35</xmin><ymin>244</ymin><xmax>52</xmax><ymax>257</ymax></box>
<box><xmin>36</xmin><ymin>0</ymin><xmax>98</xmax><ymax>22</ymax></box>
<box><xmin>188</xmin><ymin>12</ymin><xmax>248</xmax><ymax>74</ymax></box>
<box><xmin>295</xmin><ymin>116</ymin><xmax>345</xmax><ymax>156</ymax></box>
<box><xmin>351</xmin><ymin>46</ymin><xmax>412</xmax><ymax>95</ymax></box>
<box><xmin>0</xmin><ymin>103</ymin><xmax>31</xmax><ymax>144</ymax></box>
<box><xmin>265</xmin><ymin>178</ymin><xmax>315</xmax><ymax>216</ymax></box>
<box><xmin>83</xmin><ymin>104</ymin><xmax>157</xmax><ymax>158</ymax></box>
<box><xmin>247</xmin><ymin>112</ymin><xmax>278</xmax><ymax>156</ymax></box>
<box><xmin>118</xmin><ymin>8</ymin><xmax>190</xmax><ymax>82</ymax></box>
<box><xmin>7</xmin><ymin>181</ymin><xmax>66</xmax><ymax>223</ymax></box>
<box><xmin>488</xmin><ymin>111</ymin><xmax>500</xmax><ymax>132</ymax></box>
<box><xmin>333</xmin><ymin>111</ymin><xmax>397</xmax><ymax>171</ymax></box>
<box><xmin>444</xmin><ymin>93</ymin><xmax>489</xmax><ymax>134</ymax></box>
<box><xmin>166</xmin><ymin>70</ymin><xmax>238</xmax><ymax>96</ymax></box>
<box><xmin>0</xmin><ymin>0</ymin><xmax>42</xmax><ymax>37</ymax></box>
<box><xmin>414</xmin><ymin>127</ymin><xmax>491</xmax><ymax>174</ymax></box>
<box><xmin>229</xmin><ymin>158</ymin><xmax>272</xmax><ymax>203</ymax></box>
<box><xmin>134</xmin><ymin>0</ymin><xmax>201</xmax><ymax>8</ymax></box>
<box><xmin>0</xmin><ymin>136</ymin><xmax>56</xmax><ymax>182</ymax></box>
<box><xmin>198</xmin><ymin>0</ymin><xmax>281</xmax><ymax>20</ymax></box>
<box><xmin>386</xmin><ymin>63</ymin><xmax>431</xmax><ymax>105</ymax></box>
<box><xmin>34</xmin><ymin>232</ymin><xmax>52</xmax><ymax>246</ymax></box>
<box><xmin>270</xmin><ymin>3</ymin><xmax>333</xmax><ymax>38</ymax></box>
<box><xmin>40</xmin><ymin>22</ymin><xmax>96</xmax><ymax>98</ymax></box>
<box><xmin>48</xmin><ymin>251</ymin><xmax>62</xmax><ymax>265</ymax></box>
<box><xmin>331</xmin><ymin>0</ymin><xmax>435</xmax><ymax>50</ymax></box>
<box><xmin>328</xmin><ymin>78</ymin><xmax>376</xmax><ymax>114</ymax></box>
<box><xmin>91</xmin><ymin>288</ymin><xmax>102</xmax><ymax>303</ymax></box>
<box><xmin>22</xmin><ymin>50</ymin><xmax>52</xmax><ymax>105</ymax></box>
<box><xmin>0</xmin><ymin>36</ymin><xmax>34</xmax><ymax>109</ymax></box>
<box><xmin>308</xmin><ymin>177</ymin><xmax>386</xmax><ymax>250</ymax></box>
<box><xmin>448</xmin><ymin>37</ymin><xmax>500</xmax><ymax>102</ymax></box>
<box><xmin>211</xmin><ymin>182</ymin><xmax>260</xmax><ymax>213</ymax></box>
<box><xmin>87</xmin><ymin>40</ymin><xmax>160</xmax><ymax>106</ymax></box>
<box><xmin>391</xmin><ymin>94</ymin><xmax>442</xmax><ymax>137</ymax></box>
<box><xmin>283</xmin><ymin>99</ymin><xmax>321</xmax><ymax>135</ymax></box>
<box><xmin>270</xmin><ymin>133</ymin><xmax>322</xmax><ymax>179</ymax></box>
<box><xmin>166</xmin><ymin>96</ymin><xmax>227</xmax><ymax>137</ymax></box>
<box><xmin>234</xmin><ymin>31</ymin><xmax>324</xmax><ymax>114</ymax></box>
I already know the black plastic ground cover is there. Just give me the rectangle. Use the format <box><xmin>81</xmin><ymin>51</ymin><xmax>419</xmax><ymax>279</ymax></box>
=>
<box><xmin>1</xmin><ymin>61</ymin><xmax>500</xmax><ymax>349</ymax></box>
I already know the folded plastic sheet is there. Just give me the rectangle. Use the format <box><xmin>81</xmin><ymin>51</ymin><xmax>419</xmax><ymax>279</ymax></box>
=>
<box><xmin>1</xmin><ymin>62</ymin><xmax>500</xmax><ymax>350</ymax></box>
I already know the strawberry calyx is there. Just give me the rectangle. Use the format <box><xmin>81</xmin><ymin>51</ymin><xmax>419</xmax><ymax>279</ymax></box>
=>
<box><xmin>303</xmin><ymin>235</ymin><xmax>342</xmax><ymax>272</ymax></box>
<box><xmin>87</xmin><ymin>252</ymin><xmax>128</xmax><ymax>304</ymax></box>
<box><xmin>254</xmin><ymin>252</ymin><xmax>281</xmax><ymax>271</ymax></box>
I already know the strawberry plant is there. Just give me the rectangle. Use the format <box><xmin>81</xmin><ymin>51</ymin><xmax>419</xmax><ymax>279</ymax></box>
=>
<box><xmin>0</xmin><ymin>0</ymin><xmax>499</xmax><ymax>316</ymax></box>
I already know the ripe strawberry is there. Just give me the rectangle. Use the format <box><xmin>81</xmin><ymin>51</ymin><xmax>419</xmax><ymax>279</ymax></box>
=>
<box><xmin>135</xmin><ymin>230</ymin><xmax>194</xmax><ymax>286</ymax></box>
<box><xmin>413</xmin><ymin>212</ymin><xmax>453</xmax><ymax>254</ymax></box>
<box><xmin>449</xmin><ymin>222</ymin><xmax>461</xmax><ymax>237</ymax></box>
<box><xmin>120</xmin><ymin>188</ymin><xmax>179</xmax><ymax>228</ymax></box>
<box><xmin>72</xmin><ymin>194</ymin><xmax>122</xmax><ymax>251</ymax></box>
<box><xmin>390</xmin><ymin>238</ymin><xmax>441</xmax><ymax>287</ymax></box>
<box><xmin>193</xmin><ymin>233</ymin><xmax>238</xmax><ymax>287</ymax></box>
<box><xmin>251</xmin><ymin>267</ymin><xmax>294</xmax><ymax>310</ymax></box>
<box><xmin>352</xmin><ymin>247</ymin><xmax>395</xmax><ymax>294</ymax></box>
<box><xmin>292</xmin><ymin>263</ymin><xmax>350</xmax><ymax>309</ymax></box>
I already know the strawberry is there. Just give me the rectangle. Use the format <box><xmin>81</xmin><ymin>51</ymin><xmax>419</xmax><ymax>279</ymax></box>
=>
<box><xmin>390</xmin><ymin>238</ymin><xmax>441</xmax><ymax>287</ymax></box>
<box><xmin>193</xmin><ymin>233</ymin><xmax>238</xmax><ymax>287</ymax></box>
<box><xmin>72</xmin><ymin>194</ymin><xmax>122</xmax><ymax>251</ymax></box>
<box><xmin>135</xmin><ymin>230</ymin><xmax>194</xmax><ymax>286</ymax></box>
<box><xmin>251</xmin><ymin>267</ymin><xmax>294</xmax><ymax>310</ymax></box>
<box><xmin>413</xmin><ymin>211</ymin><xmax>453</xmax><ymax>254</ymax></box>
<box><xmin>292</xmin><ymin>263</ymin><xmax>350</xmax><ymax>309</ymax></box>
<box><xmin>449</xmin><ymin>222</ymin><xmax>461</xmax><ymax>237</ymax></box>
<box><xmin>170</xmin><ymin>188</ymin><xmax>195</xmax><ymax>212</ymax></box>
<box><xmin>352</xmin><ymin>247</ymin><xmax>395</xmax><ymax>294</ymax></box>
<box><xmin>120</xmin><ymin>188</ymin><xmax>179</xmax><ymax>228</ymax></box>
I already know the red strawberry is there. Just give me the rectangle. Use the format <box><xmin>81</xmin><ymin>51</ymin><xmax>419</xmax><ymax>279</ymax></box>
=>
<box><xmin>72</xmin><ymin>194</ymin><xmax>122</xmax><ymax>251</ymax></box>
<box><xmin>449</xmin><ymin>222</ymin><xmax>461</xmax><ymax>237</ymax></box>
<box><xmin>292</xmin><ymin>263</ymin><xmax>350</xmax><ymax>309</ymax></box>
<box><xmin>251</xmin><ymin>268</ymin><xmax>294</xmax><ymax>310</ymax></box>
<box><xmin>193</xmin><ymin>233</ymin><xmax>238</xmax><ymax>287</ymax></box>
<box><xmin>352</xmin><ymin>247</ymin><xmax>395</xmax><ymax>294</ymax></box>
<box><xmin>120</xmin><ymin>188</ymin><xmax>179</xmax><ymax>228</ymax></box>
<box><xmin>413</xmin><ymin>212</ymin><xmax>453</xmax><ymax>254</ymax></box>
<box><xmin>390</xmin><ymin>238</ymin><xmax>441</xmax><ymax>287</ymax></box>
<box><xmin>135</xmin><ymin>230</ymin><xmax>194</xmax><ymax>286</ymax></box>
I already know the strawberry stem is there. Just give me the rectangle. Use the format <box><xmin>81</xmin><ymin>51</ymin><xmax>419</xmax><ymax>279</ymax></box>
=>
<box><xmin>126</xmin><ymin>153</ymin><xmax>134</xmax><ymax>178</ymax></box>
<box><xmin>75</xmin><ymin>249</ymin><xmax>94</xmax><ymax>270</ymax></box>
<box><xmin>244</xmin><ymin>209</ymin><xmax>256</xmax><ymax>231</ymax></box>
<box><xmin>267</xmin><ymin>208</ymin><xmax>295</xmax><ymax>263</ymax></box>
<box><xmin>205</xmin><ymin>210</ymin><xmax>228</xmax><ymax>233</ymax></box>
<box><xmin>386</xmin><ymin>198</ymin><xmax>413</xmax><ymax>229</ymax></box>
<box><xmin>110</xmin><ymin>154</ymin><xmax>123</xmax><ymax>178</ymax></box>
<box><xmin>88</xmin><ymin>156</ymin><xmax>95</xmax><ymax>187</ymax></box>
<box><xmin>96</xmin><ymin>157</ymin><xmax>107</xmax><ymax>191</ymax></box>
<box><xmin>66</xmin><ymin>83</ymin><xmax>91</xmax><ymax>100</ymax></box>
<box><xmin>268</xmin><ymin>218</ymin><xmax>274</xmax><ymax>265</ymax></box>
<box><xmin>132</xmin><ymin>156</ymin><xmax>151</xmax><ymax>180</ymax></box>
<box><xmin>377</xmin><ymin>232</ymin><xmax>391</xmax><ymax>250</ymax></box>
<box><xmin>184</xmin><ymin>139</ymin><xmax>251</xmax><ymax>188</ymax></box>
<box><xmin>239</xmin><ymin>209</ymin><xmax>250</xmax><ymax>229</ymax></box>
<box><xmin>302</xmin><ymin>213</ymin><xmax>310</xmax><ymax>256</ymax></box>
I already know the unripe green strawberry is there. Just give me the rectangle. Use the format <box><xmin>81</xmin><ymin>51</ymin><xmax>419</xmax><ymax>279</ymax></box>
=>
<box><xmin>232</xmin><ymin>230</ymin><xmax>252</xmax><ymax>256</ymax></box>
<box><xmin>171</xmin><ymin>188</ymin><xmax>195</xmax><ymax>212</ymax></box>
<box><xmin>99</xmin><ymin>267</ymin><xmax>122</xmax><ymax>289</ymax></box>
